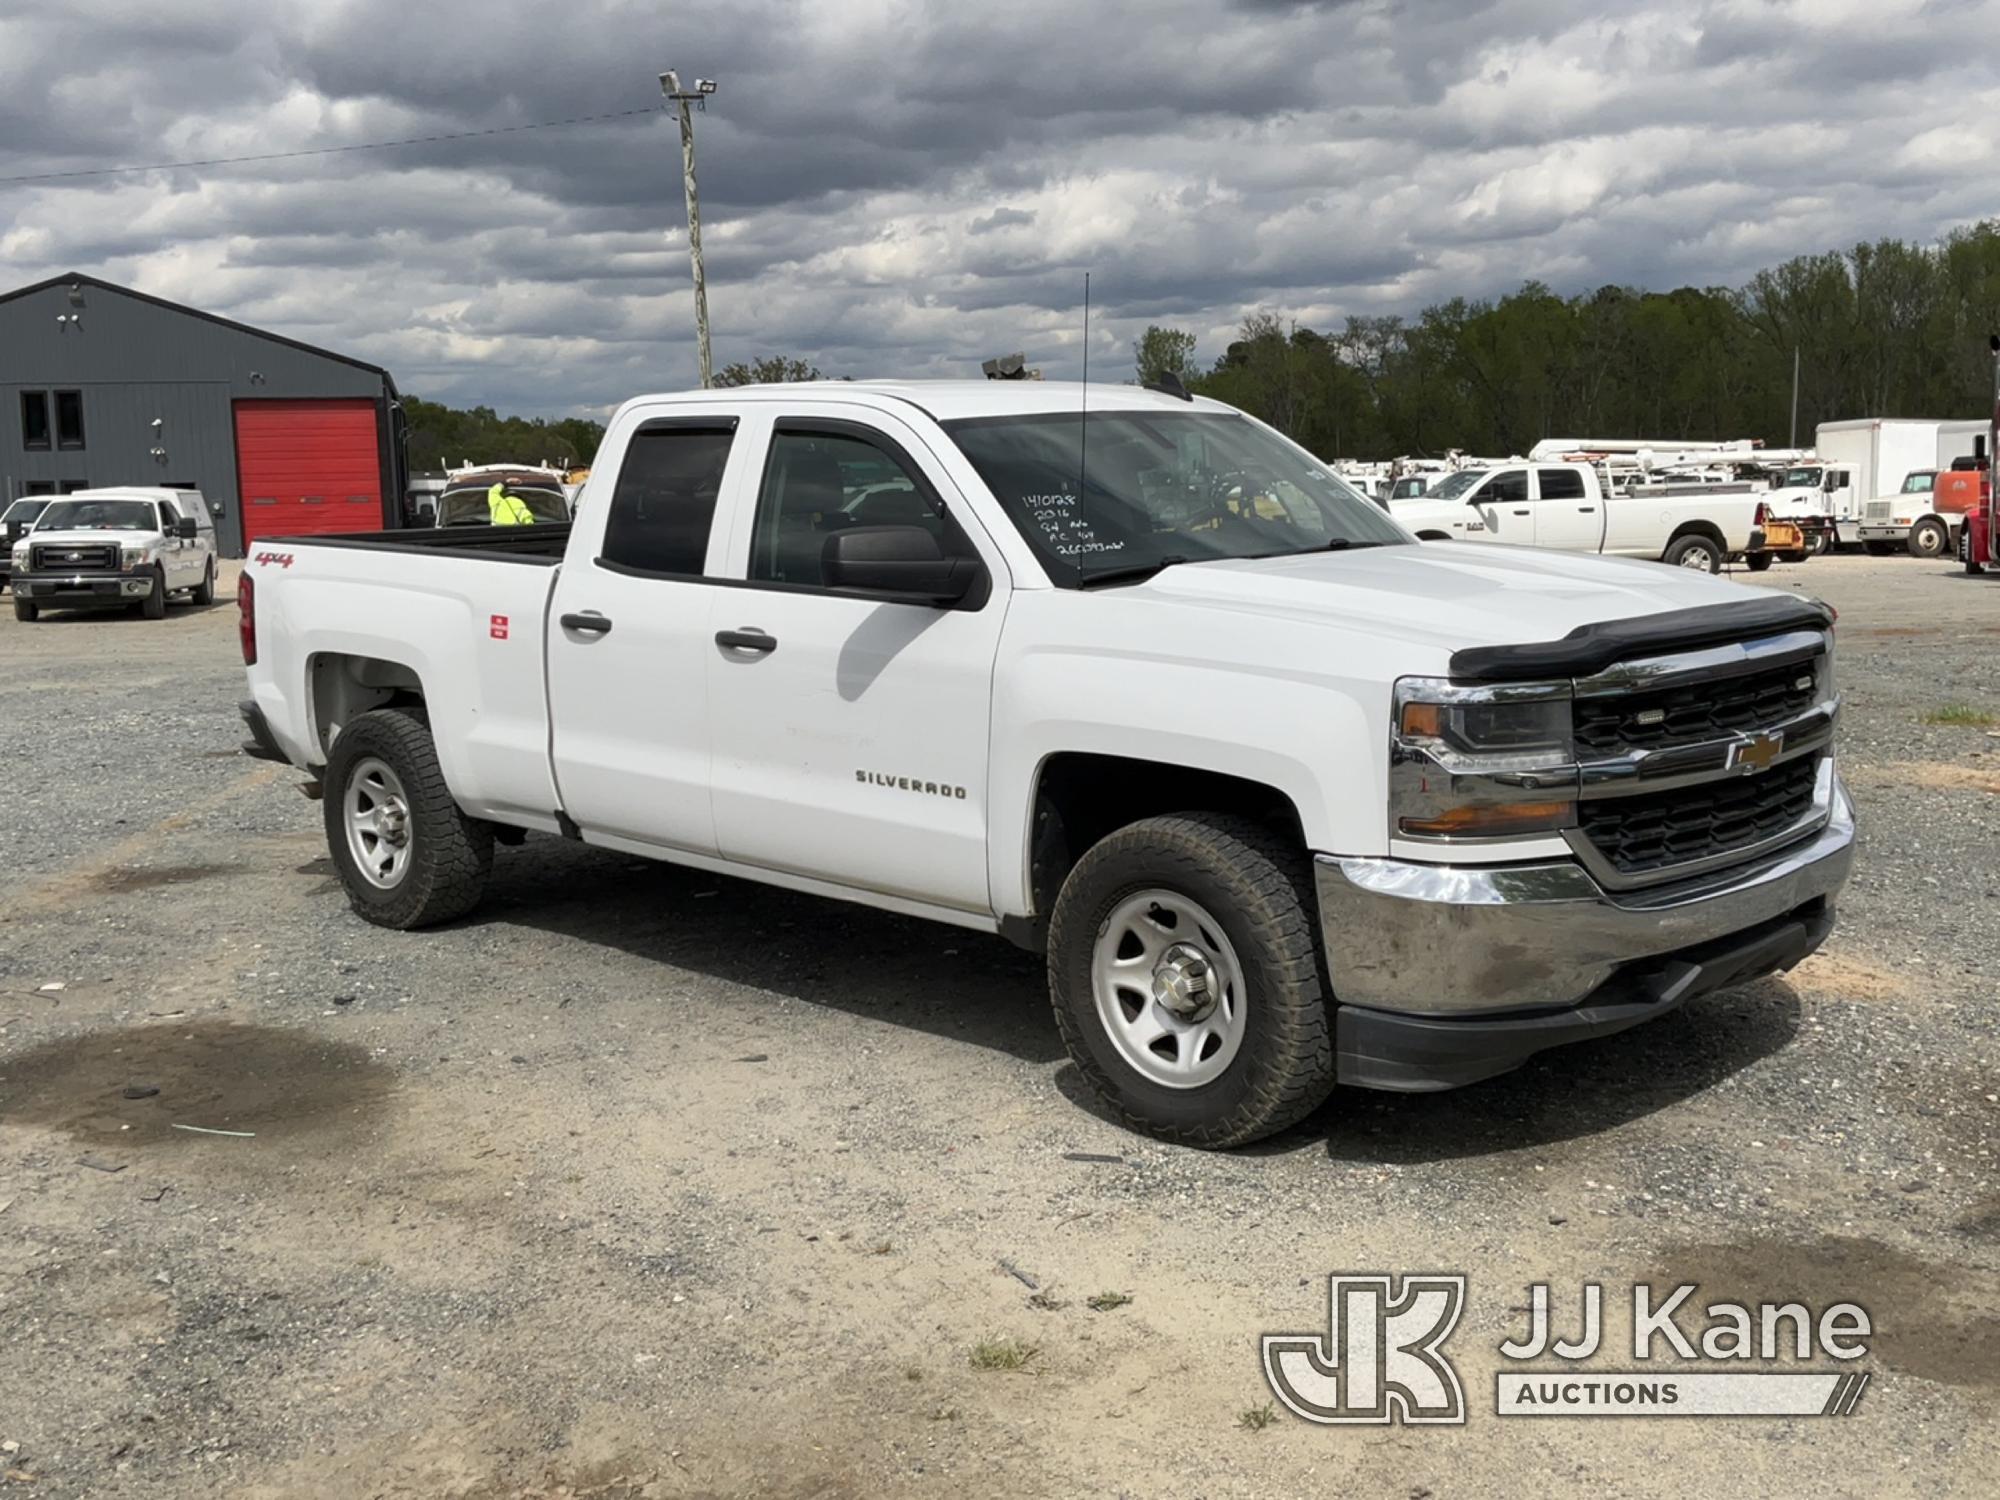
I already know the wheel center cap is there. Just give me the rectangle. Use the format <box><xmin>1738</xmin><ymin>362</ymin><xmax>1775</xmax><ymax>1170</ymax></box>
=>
<box><xmin>378</xmin><ymin>801</ymin><xmax>410</xmax><ymax>846</ymax></box>
<box><xmin>1152</xmin><ymin>942</ymin><xmax>1217</xmax><ymax>1023</ymax></box>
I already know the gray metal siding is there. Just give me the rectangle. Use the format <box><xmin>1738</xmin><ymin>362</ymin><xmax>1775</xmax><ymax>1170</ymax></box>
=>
<box><xmin>0</xmin><ymin>279</ymin><xmax>395</xmax><ymax>555</ymax></box>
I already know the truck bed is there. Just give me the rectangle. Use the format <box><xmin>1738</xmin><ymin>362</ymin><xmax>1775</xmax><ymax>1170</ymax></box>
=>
<box><xmin>260</xmin><ymin>522</ymin><xmax>571</xmax><ymax>564</ymax></box>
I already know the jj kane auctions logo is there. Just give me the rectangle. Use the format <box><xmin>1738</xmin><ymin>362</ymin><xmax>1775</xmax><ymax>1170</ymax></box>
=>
<box><xmin>1263</xmin><ymin>1274</ymin><xmax>1873</xmax><ymax>1424</ymax></box>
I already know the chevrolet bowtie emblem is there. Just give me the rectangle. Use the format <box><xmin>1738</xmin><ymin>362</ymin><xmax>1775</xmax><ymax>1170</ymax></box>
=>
<box><xmin>1731</xmin><ymin>731</ymin><xmax>1784</xmax><ymax>773</ymax></box>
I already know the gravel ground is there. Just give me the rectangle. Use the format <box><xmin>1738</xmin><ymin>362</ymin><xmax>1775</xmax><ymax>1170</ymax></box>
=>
<box><xmin>1</xmin><ymin>553</ymin><xmax>1996</xmax><ymax>1498</ymax></box>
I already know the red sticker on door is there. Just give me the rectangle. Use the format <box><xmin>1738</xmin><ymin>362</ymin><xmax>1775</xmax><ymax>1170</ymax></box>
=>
<box><xmin>490</xmin><ymin>614</ymin><xmax>509</xmax><ymax>640</ymax></box>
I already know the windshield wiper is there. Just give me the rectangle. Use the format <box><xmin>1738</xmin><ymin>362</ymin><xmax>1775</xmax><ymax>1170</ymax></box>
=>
<box><xmin>1076</xmin><ymin>554</ymin><xmax>1189</xmax><ymax>590</ymax></box>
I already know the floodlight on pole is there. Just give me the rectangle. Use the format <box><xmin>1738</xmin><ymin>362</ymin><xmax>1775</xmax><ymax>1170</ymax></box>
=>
<box><xmin>660</xmin><ymin>69</ymin><xmax>716</xmax><ymax>388</ymax></box>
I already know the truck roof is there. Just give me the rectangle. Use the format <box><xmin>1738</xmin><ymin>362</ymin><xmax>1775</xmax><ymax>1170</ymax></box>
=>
<box><xmin>57</xmin><ymin>486</ymin><xmax>204</xmax><ymax>504</ymax></box>
<box><xmin>616</xmin><ymin>380</ymin><xmax>1233</xmax><ymax>423</ymax></box>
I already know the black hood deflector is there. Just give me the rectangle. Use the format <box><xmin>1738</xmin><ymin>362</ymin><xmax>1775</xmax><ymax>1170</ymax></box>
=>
<box><xmin>1448</xmin><ymin>594</ymin><xmax>1835</xmax><ymax>682</ymax></box>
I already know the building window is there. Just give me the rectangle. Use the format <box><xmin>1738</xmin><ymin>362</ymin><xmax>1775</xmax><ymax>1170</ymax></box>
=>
<box><xmin>20</xmin><ymin>391</ymin><xmax>50</xmax><ymax>450</ymax></box>
<box><xmin>55</xmin><ymin>390</ymin><xmax>85</xmax><ymax>450</ymax></box>
<box><xmin>58</xmin><ymin>479</ymin><xmax>92</xmax><ymax>494</ymax></box>
<box><xmin>22</xmin><ymin>480</ymin><xmax>56</xmax><ymax>496</ymax></box>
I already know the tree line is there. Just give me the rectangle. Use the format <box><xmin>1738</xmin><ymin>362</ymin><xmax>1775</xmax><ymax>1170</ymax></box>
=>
<box><xmin>400</xmin><ymin>396</ymin><xmax>607</xmax><ymax>474</ymax></box>
<box><xmin>1137</xmin><ymin>221</ymin><xmax>2000</xmax><ymax>459</ymax></box>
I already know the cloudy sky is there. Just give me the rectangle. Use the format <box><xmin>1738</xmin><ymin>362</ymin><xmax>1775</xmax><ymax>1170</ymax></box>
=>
<box><xmin>3</xmin><ymin>0</ymin><xmax>1997</xmax><ymax>418</ymax></box>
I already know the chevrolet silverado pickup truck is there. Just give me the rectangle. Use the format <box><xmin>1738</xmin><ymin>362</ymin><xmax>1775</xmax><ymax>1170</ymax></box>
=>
<box><xmin>239</xmin><ymin>382</ymin><xmax>1853</xmax><ymax>1147</ymax></box>
<box><xmin>1390</xmin><ymin>462</ymin><xmax>1766</xmax><ymax>571</ymax></box>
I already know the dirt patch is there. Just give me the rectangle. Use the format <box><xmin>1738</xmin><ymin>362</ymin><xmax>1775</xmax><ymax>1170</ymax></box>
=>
<box><xmin>0</xmin><ymin>1018</ymin><xmax>394</xmax><ymax>1149</ymax></box>
<box><xmin>1785</xmin><ymin>950</ymin><xmax>1921</xmax><ymax>1002</ymax></box>
<box><xmin>87</xmin><ymin>861</ymin><xmax>244</xmax><ymax>892</ymax></box>
<box><xmin>1658</xmin><ymin>1235</ymin><xmax>2000</xmax><ymax>1390</ymax></box>
<box><xmin>1849</xmin><ymin>626</ymin><xmax>1944</xmax><ymax>638</ymax></box>
<box><xmin>1846</xmin><ymin>761</ymin><xmax>2000</xmax><ymax>796</ymax></box>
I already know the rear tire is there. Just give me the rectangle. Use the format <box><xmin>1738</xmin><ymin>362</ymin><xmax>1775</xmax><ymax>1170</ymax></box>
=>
<box><xmin>1046</xmin><ymin>813</ymin><xmax>1335</xmax><ymax>1149</ymax></box>
<box><xmin>1807</xmin><ymin>528</ymin><xmax>1834</xmax><ymax>556</ymax></box>
<box><xmin>323</xmin><ymin>707</ymin><xmax>493</xmax><ymax>929</ymax></box>
<box><xmin>193</xmin><ymin>557</ymin><xmax>216</xmax><ymax>605</ymax></box>
<box><xmin>1908</xmin><ymin>518</ymin><xmax>1948</xmax><ymax>558</ymax></box>
<box><xmin>141</xmin><ymin>567</ymin><xmax>167</xmax><ymax>619</ymax></box>
<box><xmin>1744</xmin><ymin>552</ymin><xmax>1774</xmax><ymax>572</ymax></box>
<box><xmin>1663</xmin><ymin>533</ymin><xmax>1722</xmax><ymax>572</ymax></box>
<box><xmin>12</xmin><ymin>595</ymin><xmax>36</xmax><ymax>622</ymax></box>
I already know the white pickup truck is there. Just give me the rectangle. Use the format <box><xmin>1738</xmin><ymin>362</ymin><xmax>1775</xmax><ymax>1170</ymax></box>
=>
<box><xmin>1389</xmin><ymin>462</ymin><xmax>1767</xmax><ymax>571</ymax></box>
<box><xmin>239</xmin><ymin>382</ymin><xmax>1853</xmax><ymax>1147</ymax></box>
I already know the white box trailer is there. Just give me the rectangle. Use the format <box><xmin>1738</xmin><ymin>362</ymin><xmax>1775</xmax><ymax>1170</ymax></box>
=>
<box><xmin>1814</xmin><ymin>418</ymin><xmax>1944</xmax><ymax>546</ymax></box>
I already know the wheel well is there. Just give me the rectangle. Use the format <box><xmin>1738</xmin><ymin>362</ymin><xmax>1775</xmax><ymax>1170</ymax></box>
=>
<box><xmin>1666</xmin><ymin>521</ymin><xmax>1726</xmax><ymax>550</ymax></box>
<box><xmin>1021</xmin><ymin>753</ymin><xmax>1306</xmax><ymax>940</ymax></box>
<box><xmin>309</xmin><ymin>653</ymin><xmax>426</xmax><ymax>760</ymax></box>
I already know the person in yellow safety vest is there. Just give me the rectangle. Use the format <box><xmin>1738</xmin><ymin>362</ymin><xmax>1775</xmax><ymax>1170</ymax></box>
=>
<box><xmin>487</xmin><ymin>482</ymin><xmax>536</xmax><ymax>525</ymax></box>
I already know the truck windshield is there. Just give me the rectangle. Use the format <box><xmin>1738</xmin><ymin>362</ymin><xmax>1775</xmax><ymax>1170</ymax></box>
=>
<box><xmin>436</xmin><ymin>484</ymin><xmax>569</xmax><ymax>526</ymax></box>
<box><xmin>1419</xmin><ymin>470</ymin><xmax>1486</xmax><ymax>502</ymax></box>
<box><xmin>942</xmin><ymin>410</ymin><xmax>1408</xmax><ymax>583</ymax></box>
<box><xmin>1901</xmin><ymin>471</ymin><xmax>1936</xmax><ymax>494</ymax></box>
<box><xmin>35</xmin><ymin>499</ymin><xmax>157</xmax><ymax>531</ymax></box>
<box><xmin>2</xmin><ymin>499</ymin><xmax>50</xmax><ymax>527</ymax></box>
<box><xmin>1776</xmin><ymin>467</ymin><xmax>1820</xmax><ymax>488</ymax></box>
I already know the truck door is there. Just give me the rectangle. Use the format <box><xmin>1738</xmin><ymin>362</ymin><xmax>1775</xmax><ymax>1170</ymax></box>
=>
<box><xmin>1530</xmin><ymin>467</ymin><xmax>1603</xmax><ymax>551</ymax></box>
<box><xmin>702</xmin><ymin>408</ymin><xmax>1006</xmax><ymax>914</ymax></box>
<box><xmin>1474</xmin><ymin>468</ymin><xmax>1534</xmax><ymax>542</ymax></box>
<box><xmin>546</xmin><ymin>411</ymin><xmax>748</xmax><ymax>855</ymax></box>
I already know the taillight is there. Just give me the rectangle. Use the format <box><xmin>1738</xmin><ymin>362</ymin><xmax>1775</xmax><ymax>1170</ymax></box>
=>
<box><xmin>1754</xmin><ymin>501</ymin><xmax>1769</xmax><ymax>525</ymax></box>
<box><xmin>238</xmin><ymin>570</ymin><xmax>257</xmax><ymax>664</ymax></box>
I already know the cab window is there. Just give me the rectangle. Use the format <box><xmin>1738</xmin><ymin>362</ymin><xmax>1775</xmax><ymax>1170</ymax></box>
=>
<box><xmin>599</xmin><ymin>423</ymin><xmax>736</xmax><ymax>576</ymax></box>
<box><xmin>1537</xmin><ymin>468</ymin><xmax>1587</xmax><ymax>500</ymax></box>
<box><xmin>748</xmin><ymin>427</ymin><xmax>945</xmax><ymax>588</ymax></box>
<box><xmin>1488</xmin><ymin>470</ymin><xmax>1529</xmax><ymax>503</ymax></box>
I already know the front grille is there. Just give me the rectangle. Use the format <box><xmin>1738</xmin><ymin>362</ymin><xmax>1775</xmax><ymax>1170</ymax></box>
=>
<box><xmin>1574</xmin><ymin>657</ymin><xmax>1821</xmax><ymax>756</ymax></box>
<box><xmin>1580</xmin><ymin>752</ymin><xmax>1822</xmax><ymax>876</ymax></box>
<box><xmin>31</xmin><ymin>542</ymin><xmax>117</xmax><ymax>571</ymax></box>
<box><xmin>1865</xmin><ymin>499</ymin><xmax>1893</xmax><ymax>523</ymax></box>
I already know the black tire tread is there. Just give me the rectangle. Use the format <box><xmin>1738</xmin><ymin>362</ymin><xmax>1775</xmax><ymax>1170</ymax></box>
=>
<box><xmin>12</xmin><ymin>595</ymin><xmax>35</xmax><ymax>621</ymax></box>
<box><xmin>193</xmin><ymin>558</ymin><xmax>216</xmax><ymax>605</ymax></box>
<box><xmin>1047</xmin><ymin>812</ymin><xmax>1333</xmax><ymax>1149</ymax></box>
<box><xmin>323</xmin><ymin>706</ymin><xmax>492</xmax><ymax>929</ymax></box>
<box><xmin>141</xmin><ymin>567</ymin><xmax>167</xmax><ymax>619</ymax></box>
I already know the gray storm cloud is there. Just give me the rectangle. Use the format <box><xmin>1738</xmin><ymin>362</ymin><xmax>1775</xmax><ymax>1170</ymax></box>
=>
<box><xmin>2</xmin><ymin>0</ymin><xmax>1994</xmax><ymax>416</ymax></box>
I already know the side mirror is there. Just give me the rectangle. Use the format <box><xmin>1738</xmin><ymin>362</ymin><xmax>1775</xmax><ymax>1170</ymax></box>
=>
<box><xmin>176</xmin><ymin>517</ymin><xmax>198</xmax><ymax>540</ymax></box>
<box><xmin>822</xmin><ymin>525</ymin><xmax>981</xmax><ymax>605</ymax></box>
<box><xmin>5</xmin><ymin>520</ymin><xmax>23</xmax><ymax>544</ymax></box>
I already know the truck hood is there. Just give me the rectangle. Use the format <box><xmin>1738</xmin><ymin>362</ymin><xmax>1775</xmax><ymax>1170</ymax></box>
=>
<box><xmin>1128</xmin><ymin>542</ymin><xmax>1759</xmax><ymax>659</ymax></box>
<box><xmin>16</xmin><ymin>528</ymin><xmax>163</xmax><ymax>550</ymax></box>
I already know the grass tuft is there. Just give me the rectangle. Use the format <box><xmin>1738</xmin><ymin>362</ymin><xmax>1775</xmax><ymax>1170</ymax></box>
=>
<box><xmin>968</xmin><ymin>1337</ymin><xmax>1040</xmax><ymax>1372</ymax></box>
<box><xmin>1923</xmin><ymin>704</ymin><xmax>1998</xmax><ymax>728</ymax></box>
<box><xmin>1086</xmin><ymin>1291</ymin><xmax>1133</xmax><ymax>1312</ymax></box>
<box><xmin>1238</xmin><ymin>1401</ymin><xmax>1278</xmax><ymax>1432</ymax></box>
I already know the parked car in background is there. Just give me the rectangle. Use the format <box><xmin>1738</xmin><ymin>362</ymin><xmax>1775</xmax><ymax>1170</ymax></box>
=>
<box><xmin>10</xmin><ymin>487</ymin><xmax>218</xmax><ymax>621</ymax></box>
<box><xmin>0</xmin><ymin>496</ymin><xmax>53</xmax><ymax>590</ymax></box>
<box><xmin>1388</xmin><ymin>462</ymin><xmax>1765</xmax><ymax>571</ymax></box>
<box><xmin>433</xmin><ymin>465</ymin><xmax>571</xmax><ymax>527</ymax></box>
<box><xmin>237</xmin><ymin>380</ymin><xmax>1851</xmax><ymax>1148</ymax></box>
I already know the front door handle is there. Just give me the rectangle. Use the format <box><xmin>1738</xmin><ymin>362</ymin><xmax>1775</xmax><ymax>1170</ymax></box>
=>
<box><xmin>1512</xmin><ymin>508</ymin><xmax>1531</xmax><ymax>516</ymax></box>
<box><xmin>560</xmin><ymin>611</ymin><xmax>613</xmax><ymax>635</ymax></box>
<box><xmin>715</xmin><ymin>628</ymin><xmax>777</xmax><ymax>655</ymax></box>
<box><xmin>1578</xmin><ymin>507</ymin><xmax>1596</xmax><ymax>513</ymax></box>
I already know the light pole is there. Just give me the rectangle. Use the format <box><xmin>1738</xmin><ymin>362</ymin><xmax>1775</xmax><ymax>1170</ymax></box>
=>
<box><xmin>660</xmin><ymin>70</ymin><xmax>717</xmax><ymax>388</ymax></box>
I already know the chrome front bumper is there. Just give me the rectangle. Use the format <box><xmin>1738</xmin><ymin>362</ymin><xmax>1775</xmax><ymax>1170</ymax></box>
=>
<box><xmin>1316</xmin><ymin>776</ymin><xmax>1855</xmax><ymax>1019</ymax></box>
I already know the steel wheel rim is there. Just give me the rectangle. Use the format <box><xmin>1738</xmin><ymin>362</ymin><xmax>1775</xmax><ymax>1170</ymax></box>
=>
<box><xmin>344</xmin><ymin>756</ymin><xmax>414</xmax><ymax>889</ymax></box>
<box><xmin>1090</xmin><ymin>888</ymin><xmax>1247</xmax><ymax>1090</ymax></box>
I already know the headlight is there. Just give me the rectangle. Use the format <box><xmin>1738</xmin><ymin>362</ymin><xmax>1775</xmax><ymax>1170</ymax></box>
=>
<box><xmin>10</xmin><ymin>548</ymin><xmax>26</xmax><ymax>568</ymax></box>
<box><xmin>1391</xmin><ymin>678</ymin><xmax>1577</xmax><ymax>840</ymax></box>
<box><xmin>121</xmin><ymin>546</ymin><xmax>150</xmax><ymax>569</ymax></box>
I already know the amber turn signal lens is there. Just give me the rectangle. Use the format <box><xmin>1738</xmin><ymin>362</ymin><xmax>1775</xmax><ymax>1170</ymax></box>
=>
<box><xmin>1400</xmin><ymin>702</ymin><xmax>1446</xmax><ymax>738</ymax></box>
<box><xmin>1399</xmin><ymin>800</ymin><xmax>1574</xmax><ymax>838</ymax></box>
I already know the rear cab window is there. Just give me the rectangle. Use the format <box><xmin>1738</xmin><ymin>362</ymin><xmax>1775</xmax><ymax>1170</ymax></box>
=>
<box><xmin>596</xmin><ymin>419</ymin><xmax>739</xmax><ymax>577</ymax></box>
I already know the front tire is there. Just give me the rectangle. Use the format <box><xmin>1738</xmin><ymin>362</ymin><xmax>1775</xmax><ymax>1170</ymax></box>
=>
<box><xmin>140</xmin><ymin>567</ymin><xmax>167</xmax><ymax>619</ymax></box>
<box><xmin>12</xmin><ymin>595</ymin><xmax>36</xmax><ymax>622</ymax></box>
<box><xmin>323</xmin><ymin>707</ymin><xmax>493</xmax><ymax>929</ymax></box>
<box><xmin>1046</xmin><ymin>813</ymin><xmax>1334</xmax><ymax>1148</ymax></box>
<box><xmin>1663</xmin><ymin>533</ymin><xmax>1721</xmax><ymax>572</ymax></box>
<box><xmin>1908</xmin><ymin>518</ymin><xmax>1948</xmax><ymax>558</ymax></box>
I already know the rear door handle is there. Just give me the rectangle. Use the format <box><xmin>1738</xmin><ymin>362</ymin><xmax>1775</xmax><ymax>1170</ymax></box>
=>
<box><xmin>1578</xmin><ymin>506</ymin><xmax>1596</xmax><ymax>513</ymax></box>
<box><xmin>1512</xmin><ymin>508</ymin><xmax>1531</xmax><ymax>516</ymax></box>
<box><xmin>560</xmin><ymin>611</ymin><xmax>613</xmax><ymax>635</ymax></box>
<box><xmin>715</xmin><ymin>628</ymin><xmax>777</xmax><ymax>655</ymax></box>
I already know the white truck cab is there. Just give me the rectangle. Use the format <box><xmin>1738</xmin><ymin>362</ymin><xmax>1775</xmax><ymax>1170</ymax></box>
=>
<box><xmin>10</xmin><ymin>486</ymin><xmax>219</xmax><ymax>621</ymax></box>
<box><xmin>1389</xmin><ymin>462</ymin><xmax>1762</xmax><ymax>570</ymax></box>
<box><xmin>238</xmin><ymin>382</ymin><xmax>1852</xmax><ymax>1148</ymax></box>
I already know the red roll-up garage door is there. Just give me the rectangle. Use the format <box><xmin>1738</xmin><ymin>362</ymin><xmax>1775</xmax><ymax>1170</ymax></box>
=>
<box><xmin>234</xmin><ymin>398</ymin><xmax>383</xmax><ymax>547</ymax></box>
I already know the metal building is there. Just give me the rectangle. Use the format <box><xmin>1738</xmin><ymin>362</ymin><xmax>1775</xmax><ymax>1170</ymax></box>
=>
<box><xmin>0</xmin><ymin>272</ymin><xmax>406</xmax><ymax>556</ymax></box>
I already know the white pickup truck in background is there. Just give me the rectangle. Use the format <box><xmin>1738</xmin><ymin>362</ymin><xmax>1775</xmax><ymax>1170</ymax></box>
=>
<box><xmin>239</xmin><ymin>382</ymin><xmax>1853</xmax><ymax>1147</ymax></box>
<box><xmin>1389</xmin><ymin>461</ymin><xmax>1766</xmax><ymax>571</ymax></box>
